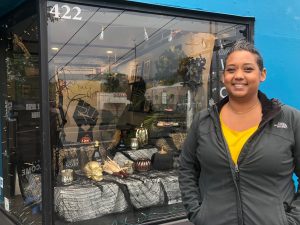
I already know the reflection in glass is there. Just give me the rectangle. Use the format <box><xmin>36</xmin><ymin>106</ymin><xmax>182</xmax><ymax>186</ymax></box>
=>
<box><xmin>47</xmin><ymin>1</ymin><xmax>247</xmax><ymax>224</ymax></box>
<box><xmin>0</xmin><ymin>4</ymin><xmax>42</xmax><ymax>224</ymax></box>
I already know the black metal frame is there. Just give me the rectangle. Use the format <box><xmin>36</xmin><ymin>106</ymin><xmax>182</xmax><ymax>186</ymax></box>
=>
<box><xmin>0</xmin><ymin>0</ymin><xmax>254</xmax><ymax>224</ymax></box>
<box><xmin>38</xmin><ymin>0</ymin><xmax>53</xmax><ymax>224</ymax></box>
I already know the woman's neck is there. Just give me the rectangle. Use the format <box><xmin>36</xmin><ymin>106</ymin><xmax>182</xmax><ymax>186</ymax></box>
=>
<box><xmin>227</xmin><ymin>96</ymin><xmax>260</xmax><ymax>115</ymax></box>
<box><xmin>221</xmin><ymin>95</ymin><xmax>262</xmax><ymax>131</ymax></box>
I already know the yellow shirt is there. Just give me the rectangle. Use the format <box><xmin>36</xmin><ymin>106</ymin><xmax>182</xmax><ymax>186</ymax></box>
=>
<box><xmin>220</xmin><ymin>118</ymin><xmax>258</xmax><ymax>165</ymax></box>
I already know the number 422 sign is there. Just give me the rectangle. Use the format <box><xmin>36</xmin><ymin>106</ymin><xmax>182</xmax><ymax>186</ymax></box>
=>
<box><xmin>49</xmin><ymin>4</ymin><xmax>82</xmax><ymax>21</ymax></box>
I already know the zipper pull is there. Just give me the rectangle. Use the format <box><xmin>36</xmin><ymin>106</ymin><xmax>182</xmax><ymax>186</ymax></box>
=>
<box><xmin>235</xmin><ymin>165</ymin><xmax>240</xmax><ymax>181</ymax></box>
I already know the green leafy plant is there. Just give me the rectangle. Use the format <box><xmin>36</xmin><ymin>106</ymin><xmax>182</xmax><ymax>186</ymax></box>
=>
<box><xmin>102</xmin><ymin>72</ymin><xmax>128</xmax><ymax>92</ymax></box>
<box><xmin>154</xmin><ymin>46</ymin><xmax>186</xmax><ymax>85</ymax></box>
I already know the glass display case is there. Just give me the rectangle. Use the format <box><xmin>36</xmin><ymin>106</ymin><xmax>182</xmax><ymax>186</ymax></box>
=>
<box><xmin>0</xmin><ymin>0</ymin><xmax>253</xmax><ymax>224</ymax></box>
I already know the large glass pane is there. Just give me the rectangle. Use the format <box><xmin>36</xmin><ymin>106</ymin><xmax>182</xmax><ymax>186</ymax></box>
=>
<box><xmin>0</xmin><ymin>3</ymin><xmax>42</xmax><ymax>225</ymax></box>
<box><xmin>47</xmin><ymin>1</ymin><xmax>247</xmax><ymax>224</ymax></box>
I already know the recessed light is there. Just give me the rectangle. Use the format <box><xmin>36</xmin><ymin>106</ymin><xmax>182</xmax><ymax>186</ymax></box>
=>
<box><xmin>51</xmin><ymin>47</ymin><xmax>59</xmax><ymax>51</ymax></box>
<box><xmin>106</xmin><ymin>50</ymin><xmax>113</xmax><ymax>54</ymax></box>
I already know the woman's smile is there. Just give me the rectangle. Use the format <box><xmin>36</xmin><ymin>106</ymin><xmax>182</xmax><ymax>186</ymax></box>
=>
<box><xmin>223</xmin><ymin>50</ymin><xmax>266</xmax><ymax>100</ymax></box>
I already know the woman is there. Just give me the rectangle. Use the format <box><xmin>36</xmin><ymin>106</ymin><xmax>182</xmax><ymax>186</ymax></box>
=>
<box><xmin>179</xmin><ymin>40</ymin><xmax>300</xmax><ymax>225</ymax></box>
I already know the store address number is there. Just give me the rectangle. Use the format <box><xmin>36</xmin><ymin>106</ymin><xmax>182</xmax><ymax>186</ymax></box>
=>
<box><xmin>49</xmin><ymin>4</ymin><xmax>82</xmax><ymax>21</ymax></box>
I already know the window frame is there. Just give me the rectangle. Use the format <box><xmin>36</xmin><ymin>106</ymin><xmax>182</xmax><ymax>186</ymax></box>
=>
<box><xmin>39</xmin><ymin>1</ymin><xmax>254</xmax><ymax>225</ymax></box>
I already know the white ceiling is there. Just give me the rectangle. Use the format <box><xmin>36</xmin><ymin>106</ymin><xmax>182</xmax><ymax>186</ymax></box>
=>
<box><xmin>46</xmin><ymin>3</ymin><xmax>244</xmax><ymax>77</ymax></box>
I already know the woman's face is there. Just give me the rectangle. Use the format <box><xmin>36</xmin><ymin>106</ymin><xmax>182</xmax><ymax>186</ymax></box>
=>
<box><xmin>223</xmin><ymin>50</ymin><xmax>266</xmax><ymax>100</ymax></box>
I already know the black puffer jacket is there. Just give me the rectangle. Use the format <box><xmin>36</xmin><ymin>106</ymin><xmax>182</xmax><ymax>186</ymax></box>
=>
<box><xmin>179</xmin><ymin>91</ymin><xmax>300</xmax><ymax>225</ymax></box>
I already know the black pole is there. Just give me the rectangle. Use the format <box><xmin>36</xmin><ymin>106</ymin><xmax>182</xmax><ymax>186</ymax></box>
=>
<box><xmin>37</xmin><ymin>0</ymin><xmax>53</xmax><ymax>224</ymax></box>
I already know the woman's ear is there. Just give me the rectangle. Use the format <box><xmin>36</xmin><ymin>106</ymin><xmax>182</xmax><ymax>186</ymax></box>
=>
<box><xmin>260</xmin><ymin>68</ymin><xmax>267</xmax><ymax>82</ymax></box>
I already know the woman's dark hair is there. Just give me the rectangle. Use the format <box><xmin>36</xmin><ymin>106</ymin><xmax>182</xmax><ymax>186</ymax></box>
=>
<box><xmin>224</xmin><ymin>40</ymin><xmax>264</xmax><ymax>71</ymax></box>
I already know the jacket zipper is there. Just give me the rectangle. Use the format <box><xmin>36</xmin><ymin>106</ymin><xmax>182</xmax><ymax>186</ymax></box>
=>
<box><xmin>234</xmin><ymin>164</ymin><xmax>243</xmax><ymax>225</ymax></box>
<box><xmin>212</xmin><ymin>106</ymin><xmax>244</xmax><ymax>225</ymax></box>
<box><xmin>235</xmin><ymin>164</ymin><xmax>240</xmax><ymax>182</ymax></box>
<box><xmin>216</xmin><ymin>129</ymin><xmax>244</xmax><ymax>223</ymax></box>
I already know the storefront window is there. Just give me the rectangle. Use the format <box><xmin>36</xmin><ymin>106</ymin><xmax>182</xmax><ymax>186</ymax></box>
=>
<box><xmin>0</xmin><ymin>2</ymin><xmax>42</xmax><ymax>224</ymax></box>
<box><xmin>0</xmin><ymin>1</ymin><xmax>251</xmax><ymax>225</ymax></box>
<box><xmin>47</xmin><ymin>1</ymin><xmax>248</xmax><ymax>224</ymax></box>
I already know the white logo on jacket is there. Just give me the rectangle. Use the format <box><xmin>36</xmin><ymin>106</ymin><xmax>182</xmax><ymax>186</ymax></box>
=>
<box><xmin>274</xmin><ymin>122</ymin><xmax>288</xmax><ymax>129</ymax></box>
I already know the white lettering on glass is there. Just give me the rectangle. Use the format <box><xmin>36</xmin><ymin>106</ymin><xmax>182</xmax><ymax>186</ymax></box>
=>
<box><xmin>22</xmin><ymin>164</ymin><xmax>41</xmax><ymax>176</ymax></box>
<box><xmin>49</xmin><ymin>4</ymin><xmax>82</xmax><ymax>21</ymax></box>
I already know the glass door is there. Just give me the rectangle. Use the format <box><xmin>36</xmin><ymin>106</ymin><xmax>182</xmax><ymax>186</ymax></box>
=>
<box><xmin>0</xmin><ymin>2</ymin><xmax>42</xmax><ymax>224</ymax></box>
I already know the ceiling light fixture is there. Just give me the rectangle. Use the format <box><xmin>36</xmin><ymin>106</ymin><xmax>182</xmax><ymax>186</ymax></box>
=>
<box><xmin>51</xmin><ymin>47</ymin><xmax>59</xmax><ymax>51</ymax></box>
<box><xmin>106</xmin><ymin>50</ymin><xmax>113</xmax><ymax>54</ymax></box>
